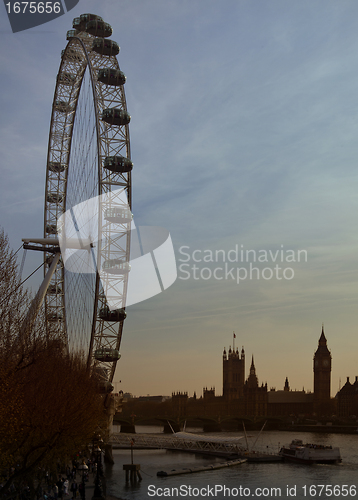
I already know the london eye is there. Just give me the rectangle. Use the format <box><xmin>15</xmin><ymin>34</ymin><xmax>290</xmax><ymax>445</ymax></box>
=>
<box><xmin>40</xmin><ymin>13</ymin><xmax>132</xmax><ymax>392</ymax></box>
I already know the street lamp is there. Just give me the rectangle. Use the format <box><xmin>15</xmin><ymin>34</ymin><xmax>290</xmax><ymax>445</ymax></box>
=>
<box><xmin>77</xmin><ymin>463</ymin><xmax>88</xmax><ymax>500</ymax></box>
<box><xmin>92</xmin><ymin>436</ymin><xmax>104</xmax><ymax>500</ymax></box>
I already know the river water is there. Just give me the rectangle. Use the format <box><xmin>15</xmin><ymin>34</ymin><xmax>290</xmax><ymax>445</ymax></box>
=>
<box><xmin>105</xmin><ymin>426</ymin><xmax>358</xmax><ymax>499</ymax></box>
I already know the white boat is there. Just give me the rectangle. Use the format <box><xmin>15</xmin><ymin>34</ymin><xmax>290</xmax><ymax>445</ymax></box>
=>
<box><xmin>279</xmin><ymin>439</ymin><xmax>342</xmax><ymax>464</ymax></box>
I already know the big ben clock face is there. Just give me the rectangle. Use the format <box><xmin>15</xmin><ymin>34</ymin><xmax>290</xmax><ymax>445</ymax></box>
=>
<box><xmin>323</xmin><ymin>359</ymin><xmax>329</xmax><ymax>367</ymax></box>
<box><xmin>315</xmin><ymin>359</ymin><xmax>319</xmax><ymax>367</ymax></box>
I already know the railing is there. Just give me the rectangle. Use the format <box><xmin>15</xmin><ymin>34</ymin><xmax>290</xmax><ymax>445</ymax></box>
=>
<box><xmin>110</xmin><ymin>433</ymin><xmax>245</xmax><ymax>455</ymax></box>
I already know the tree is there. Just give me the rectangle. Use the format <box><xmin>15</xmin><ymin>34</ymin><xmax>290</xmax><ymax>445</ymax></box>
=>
<box><xmin>0</xmin><ymin>228</ymin><xmax>29</xmax><ymax>351</ymax></box>
<box><xmin>1</xmin><ymin>346</ymin><xmax>105</xmax><ymax>494</ymax></box>
<box><xmin>0</xmin><ymin>230</ymin><xmax>105</xmax><ymax>498</ymax></box>
<box><xmin>0</xmin><ymin>228</ymin><xmax>29</xmax><ymax>474</ymax></box>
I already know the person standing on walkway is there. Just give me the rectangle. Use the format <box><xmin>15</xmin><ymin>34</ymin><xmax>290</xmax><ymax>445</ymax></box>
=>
<box><xmin>57</xmin><ymin>479</ymin><xmax>64</xmax><ymax>500</ymax></box>
<box><xmin>70</xmin><ymin>481</ymin><xmax>78</xmax><ymax>499</ymax></box>
<box><xmin>78</xmin><ymin>482</ymin><xmax>85</xmax><ymax>500</ymax></box>
<box><xmin>63</xmin><ymin>479</ymin><xmax>69</xmax><ymax>496</ymax></box>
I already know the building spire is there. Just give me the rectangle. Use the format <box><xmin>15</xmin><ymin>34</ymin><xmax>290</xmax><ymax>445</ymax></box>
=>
<box><xmin>319</xmin><ymin>325</ymin><xmax>327</xmax><ymax>345</ymax></box>
<box><xmin>247</xmin><ymin>355</ymin><xmax>258</xmax><ymax>388</ymax></box>
<box><xmin>250</xmin><ymin>355</ymin><xmax>255</xmax><ymax>373</ymax></box>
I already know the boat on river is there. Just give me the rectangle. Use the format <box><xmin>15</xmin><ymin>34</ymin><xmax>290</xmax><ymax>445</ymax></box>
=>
<box><xmin>279</xmin><ymin>439</ymin><xmax>342</xmax><ymax>464</ymax></box>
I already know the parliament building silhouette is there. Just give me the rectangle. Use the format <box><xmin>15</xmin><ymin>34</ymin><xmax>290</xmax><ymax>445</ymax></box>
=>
<box><xmin>171</xmin><ymin>327</ymin><xmax>356</xmax><ymax>419</ymax></box>
<box><xmin>220</xmin><ymin>326</ymin><xmax>331</xmax><ymax>417</ymax></box>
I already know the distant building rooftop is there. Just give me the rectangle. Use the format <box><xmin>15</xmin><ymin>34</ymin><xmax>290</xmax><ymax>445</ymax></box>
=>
<box><xmin>268</xmin><ymin>390</ymin><xmax>313</xmax><ymax>404</ymax></box>
<box><xmin>137</xmin><ymin>395</ymin><xmax>170</xmax><ymax>403</ymax></box>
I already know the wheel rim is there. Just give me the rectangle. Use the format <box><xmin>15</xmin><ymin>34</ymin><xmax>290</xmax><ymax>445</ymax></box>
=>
<box><xmin>44</xmin><ymin>16</ymin><xmax>132</xmax><ymax>387</ymax></box>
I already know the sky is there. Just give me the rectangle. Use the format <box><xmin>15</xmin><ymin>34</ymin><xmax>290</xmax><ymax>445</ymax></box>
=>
<box><xmin>1</xmin><ymin>0</ymin><xmax>358</xmax><ymax>398</ymax></box>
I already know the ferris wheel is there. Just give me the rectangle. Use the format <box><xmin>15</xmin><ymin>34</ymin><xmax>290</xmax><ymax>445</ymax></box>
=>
<box><xmin>42</xmin><ymin>13</ymin><xmax>132</xmax><ymax>391</ymax></box>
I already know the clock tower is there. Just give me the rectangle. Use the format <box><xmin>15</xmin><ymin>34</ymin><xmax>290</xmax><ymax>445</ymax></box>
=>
<box><xmin>313</xmin><ymin>326</ymin><xmax>331</xmax><ymax>415</ymax></box>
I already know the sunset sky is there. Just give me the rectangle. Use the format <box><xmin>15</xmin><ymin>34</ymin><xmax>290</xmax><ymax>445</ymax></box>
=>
<box><xmin>1</xmin><ymin>0</ymin><xmax>358</xmax><ymax>398</ymax></box>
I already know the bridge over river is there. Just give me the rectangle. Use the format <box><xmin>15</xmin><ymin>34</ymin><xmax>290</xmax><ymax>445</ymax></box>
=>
<box><xmin>110</xmin><ymin>432</ymin><xmax>246</xmax><ymax>456</ymax></box>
